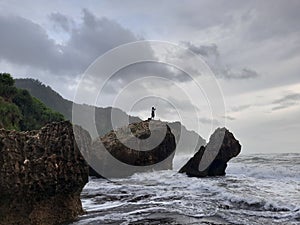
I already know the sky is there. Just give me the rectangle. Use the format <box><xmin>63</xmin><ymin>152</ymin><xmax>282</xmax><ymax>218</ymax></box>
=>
<box><xmin>0</xmin><ymin>0</ymin><xmax>300</xmax><ymax>154</ymax></box>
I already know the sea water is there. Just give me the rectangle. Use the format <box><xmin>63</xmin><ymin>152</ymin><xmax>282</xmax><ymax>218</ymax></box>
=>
<box><xmin>71</xmin><ymin>153</ymin><xmax>300</xmax><ymax>225</ymax></box>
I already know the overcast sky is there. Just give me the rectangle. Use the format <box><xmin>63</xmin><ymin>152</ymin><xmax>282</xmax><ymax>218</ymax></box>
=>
<box><xmin>0</xmin><ymin>0</ymin><xmax>299</xmax><ymax>154</ymax></box>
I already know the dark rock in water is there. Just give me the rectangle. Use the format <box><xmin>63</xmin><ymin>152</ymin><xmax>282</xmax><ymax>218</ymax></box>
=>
<box><xmin>179</xmin><ymin>127</ymin><xmax>241</xmax><ymax>177</ymax></box>
<box><xmin>0</xmin><ymin>121</ymin><xmax>89</xmax><ymax>225</ymax></box>
<box><xmin>101</xmin><ymin>120</ymin><xmax>176</xmax><ymax>166</ymax></box>
<box><xmin>84</xmin><ymin>120</ymin><xmax>176</xmax><ymax>178</ymax></box>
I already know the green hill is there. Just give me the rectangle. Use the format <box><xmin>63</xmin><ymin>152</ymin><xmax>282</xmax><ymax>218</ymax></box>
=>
<box><xmin>0</xmin><ymin>73</ymin><xmax>64</xmax><ymax>131</ymax></box>
<box><xmin>15</xmin><ymin>78</ymin><xmax>72</xmax><ymax>120</ymax></box>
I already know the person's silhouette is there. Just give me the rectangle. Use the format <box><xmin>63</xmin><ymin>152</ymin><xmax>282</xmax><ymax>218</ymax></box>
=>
<box><xmin>151</xmin><ymin>106</ymin><xmax>156</xmax><ymax>120</ymax></box>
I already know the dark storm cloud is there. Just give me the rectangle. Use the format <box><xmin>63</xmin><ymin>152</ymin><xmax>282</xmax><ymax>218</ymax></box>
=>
<box><xmin>182</xmin><ymin>42</ymin><xmax>259</xmax><ymax>80</ymax></box>
<box><xmin>0</xmin><ymin>9</ymin><xmax>139</xmax><ymax>75</ymax></box>
<box><xmin>272</xmin><ymin>93</ymin><xmax>300</xmax><ymax>111</ymax></box>
<box><xmin>63</xmin><ymin>8</ymin><xmax>139</xmax><ymax>68</ymax></box>
<box><xmin>0</xmin><ymin>14</ymin><xmax>61</xmax><ymax>71</ymax></box>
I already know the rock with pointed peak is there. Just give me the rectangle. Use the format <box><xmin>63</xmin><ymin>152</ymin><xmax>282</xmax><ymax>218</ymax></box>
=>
<box><xmin>179</xmin><ymin>127</ymin><xmax>241</xmax><ymax>177</ymax></box>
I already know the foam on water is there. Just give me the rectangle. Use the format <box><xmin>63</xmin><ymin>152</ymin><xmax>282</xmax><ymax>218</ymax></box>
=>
<box><xmin>227</xmin><ymin>153</ymin><xmax>300</xmax><ymax>181</ymax></box>
<box><xmin>72</xmin><ymin>154</ymin><xmax>300</xmax><ymax>225</ymax></box>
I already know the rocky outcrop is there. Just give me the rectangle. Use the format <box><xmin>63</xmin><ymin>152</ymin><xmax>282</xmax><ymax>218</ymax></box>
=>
<box><xmin>0</xmin><ymin>121</ymin><xmax>89</xmax><ymax>225</ymax></box>
<box><xmin>85</xmin><ymin>120</ymin><xmax>176</xmax><ymax>178</ymax></box>
<box><xmin>179</xmin><ymin>127</ymin><xmax>241</xmax><ymax>177</ymax></box>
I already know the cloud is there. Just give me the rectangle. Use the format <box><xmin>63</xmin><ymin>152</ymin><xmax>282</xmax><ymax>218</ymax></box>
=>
<box><xmin>224</xmin><ymin>115</ymin><xmax>236</xmax><ymax>121</ymax></box>
<box><xmin>230</xmin><ymin>104</ymin><xmax>251</xmax><ymax>112</ymax></box>
<box><xmin>198</xmin><ymin>117</ymin><xmax>220</xmax><ymax>125</ymax></box>
<box><xmin>182</xmin><ymin>42</ymin><xmax>259</xmax><ymax>80</ymax></box>
<box><xmin>49</xmin><ymin>12</ymin><xmax>74</xmax><ymax>32</ymax></box>
<box><xmin>222</xmin><ymin>68</ymin><xmax>259</xmax><ymax>80</ymax></box>
<box><xmin>0</xmin><ymin>14</ymin><xmax>61</xmax><ymax>72</ymax></box>
<box><xmin>101</xmin><ymin>61</ymin><xmax>194</xmax><ymax>95</ymax></box>
<box><xmin>63</xmin><ymin>8</ymin><xmax>140</xmax><ymax>72</ymax></box>
<box><xmin>242</xmin><ymin>1</ymin><xmax>300</xmax><ymax>42</ymax></box>
<box><xmin>129</xmin><ymin>96</ymin><xmax>199</xmax><ymax>117</ymax></box>
<box><xmin>183</xmin><ymin>42</ymin><xmax>219</xmax><ymax>57</ymax></box>
<box><xmin>0</xmin><ymin>9</ymin><xmax>192</xmax><ymax>89</ymax></box>
<box><xmin>272</xmin><ymin>93</ymin><xmax>300</xmax><ymax>111</ymax></box>
<box><xmin>0</xmin><ymin>9</ymin><xmax>140</xmax><ymax>76</ymax></box>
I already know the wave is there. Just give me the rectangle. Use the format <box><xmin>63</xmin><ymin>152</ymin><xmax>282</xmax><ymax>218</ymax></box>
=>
<box><xmin>226</xmin><ymin>154</ymin><xmax>300</xmax><ymax>181</ymax></box>
<box><xmin>74</xmin><ymin>154</ymin><xmax>300</xmax><ymax>225</ymax></box>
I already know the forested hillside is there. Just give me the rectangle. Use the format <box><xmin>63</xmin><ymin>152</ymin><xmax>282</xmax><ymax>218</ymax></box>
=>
<box><xmin>0</xmin><ymin>73</ymin><xmax>64</xmax><ymax>131</ymax></box>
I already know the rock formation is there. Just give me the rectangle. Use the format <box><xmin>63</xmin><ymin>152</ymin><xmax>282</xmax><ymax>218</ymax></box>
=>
<box><xmin>0</xmin><ymin>121</ymin><xmax>89</xmax><ymax>225</ymax></box>
<box><xmin>179</xmin><ymin>127</ymin><xmax>241</xmax><ymax>177</ymax></box>
<box><xmin>84</xmin><ymin>120</ymin><xmax>176</xmax><ymax>178</ymax></box>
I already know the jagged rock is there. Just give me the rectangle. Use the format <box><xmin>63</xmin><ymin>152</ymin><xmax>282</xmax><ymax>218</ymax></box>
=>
<box><xmin>86</xmin><ymin>120</ymin><xmax>176</xmax><ymax>178</ymax></box>
<box><xmin>0</xmin><ymin>121</ymin><xmax>89</xmax><ymax>225</ymax></box>
<box><xmin>179</xmin><ymin>127</ymin><xmax>241</xmax><ymax>177</ymax></box>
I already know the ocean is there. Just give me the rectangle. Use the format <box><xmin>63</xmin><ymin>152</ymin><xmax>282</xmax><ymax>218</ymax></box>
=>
<box><xmin>71</xmin><ymin>153</ymin><xmax>300</xmax><ymax>225</ymax></box>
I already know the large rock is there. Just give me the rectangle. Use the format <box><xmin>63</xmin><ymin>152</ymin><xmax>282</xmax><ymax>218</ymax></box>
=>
<box><xmin>0</xmin><ymin>121</ymin><xmax>89</xmax><ymax>225</ymax></box>
<box><xmin>85</xmin><ymin>120</ymin><xmax>176</xmax><ymax>178</ymax></box>
<box><xmin>179</xmin><ymin>127</ymin><xmax>241</xmax><ymax>177</ymax></box>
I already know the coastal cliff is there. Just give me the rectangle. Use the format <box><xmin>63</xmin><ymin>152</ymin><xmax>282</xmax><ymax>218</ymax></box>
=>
<box><xmin>0</xmin><ymin>121</ymin><xmax>89</xmax><ymax>225</ymax></box>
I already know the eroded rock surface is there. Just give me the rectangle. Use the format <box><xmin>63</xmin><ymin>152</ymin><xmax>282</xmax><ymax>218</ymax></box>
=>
<box><xmin>179</xmin><ymin>127</ymin><xmax>241</xmax><ymax>177</ymax></box>
<box><xmin>85</xmin><ymin>120</ymin><xmax>176</xmax><ymax>178</ymax></box>
<box><xmin>0</xmin><ymin>121</ymin><xmax>89</xmax><ymax>225</ymax></box>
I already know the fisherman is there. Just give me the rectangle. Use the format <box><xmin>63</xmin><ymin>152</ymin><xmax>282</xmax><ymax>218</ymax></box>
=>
<box><xmin>151</xmin><ymin>106</ymin><xmax>156</xmax><ymax>120</ymax></box>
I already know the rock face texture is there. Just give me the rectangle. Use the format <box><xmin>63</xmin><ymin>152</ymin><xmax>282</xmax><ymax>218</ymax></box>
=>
<box><xmin>86</xmin><ymin>120</ymin><xmax>176</xmax><ymax>178</ymax></box>
<box><xmin>179</xmin><ymin>128</ymin><xmax>241</xmax><ymax>177</ymax></box>
<box><xmin>0</xmin><ymin>121</ymin><xmax>89</xmax><ymax>225</ymax></box>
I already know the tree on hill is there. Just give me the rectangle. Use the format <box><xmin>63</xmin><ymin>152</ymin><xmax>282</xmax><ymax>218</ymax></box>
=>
<box><xmin>0</xmin><ymin>73</ymin><xmax>65</xmax><ymax>131</ymax></box>
<box><xmin>15</xmin><ymin>78</ymin><xmax>73</xmax><ymax>119</ymax></box>
<box><xmin>0</xmin><ymin>73</ymin><xmax>14</xmax><ymax>86</ymax></box>
<box><xmin>0</xmin><ymin>96</ymin><xmax>22</xmax><ymax>130</ymax></box>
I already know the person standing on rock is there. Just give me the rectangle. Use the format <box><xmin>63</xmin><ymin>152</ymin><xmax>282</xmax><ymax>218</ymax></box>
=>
<box><xmin>151</xmin><ymin>106</ymin><xmax>156</xmax><ymax>120</ymax></box>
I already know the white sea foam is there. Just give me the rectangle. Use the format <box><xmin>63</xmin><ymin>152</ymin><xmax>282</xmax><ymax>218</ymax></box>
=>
<box><xmin>72</xmin><ymin>153</ymin><xmax>300</xmax><ymax>225</ymax></box>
